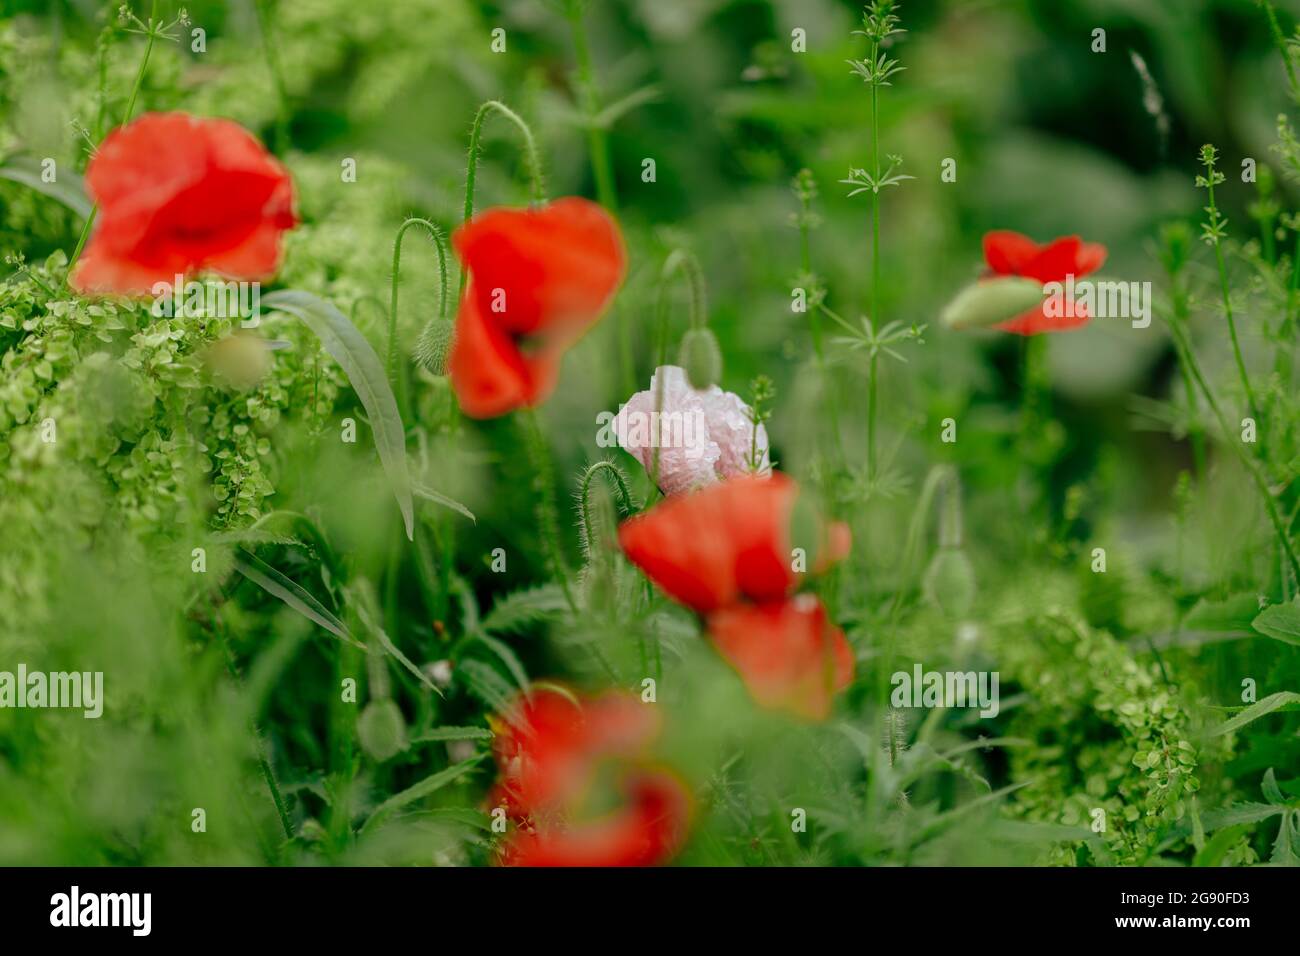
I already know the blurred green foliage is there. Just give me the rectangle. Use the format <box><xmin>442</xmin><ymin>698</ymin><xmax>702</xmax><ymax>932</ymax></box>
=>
<box><xmin>0</xmin><ymin>0</ymin><xmax>1298</xmax><ymax>866</ymax></box>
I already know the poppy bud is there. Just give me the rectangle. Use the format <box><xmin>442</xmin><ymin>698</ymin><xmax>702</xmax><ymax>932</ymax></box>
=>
<box><xmin>357</xmin><ymin>698</ymin><xmax>407</xmax><ymax>761</ymax></box>
<box><xmin>416</xmin><ymin>317</ymin><xmax>456</xmax><ymax>377</ymax></box>
<box><xmin>940</xmin><ymin>276</ymin><xmax>1044</xmax><ymax>330</ymax></box>
<box><xmin>678</xmin><ymin>328</ymin><xmax>721</xmax><ymax>390</ymax></box>
<box><xmin>923</xmin><ymin>547</ymin><xmax>976</xmax><ymax>617</ymax></box>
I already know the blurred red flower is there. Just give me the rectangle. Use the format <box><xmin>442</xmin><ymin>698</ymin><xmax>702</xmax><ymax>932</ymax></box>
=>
<box><xmin>618</xmin><ymin>473</ymin><xmax>855</xmax><ymax>719</ymax></box>
<box><xmin>71</xmin><ymin>112</ymin><xmax>297</xmax><ymax>294</ymax></box>
<box><xmin>707</xmin><ymin>595</ymin><xmax>855</xmax><ymax>721</ymax></box>
<box><xmin>982</xmin><ymin>230</ymin><xmax>1107</xmax><ymax>334</ymax></box>
<box><xmin>449</xmin><ymin>197</ymin><xmax>625</xmax><ymax>417</ymax></box>
<box><xmin>489</xmin><ymin>688</ymin><xmax>690</xmax><ymax>867</ymax></box>
<box><xmin>617</xmin><ymin>472</ymin><xmax>849</xmax><ymax>614</ymax></box>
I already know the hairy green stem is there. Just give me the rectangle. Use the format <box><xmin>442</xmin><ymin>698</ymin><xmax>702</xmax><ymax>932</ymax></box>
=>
<box><xmin>460</xmin><ymin>100</ymin><xmax>545</xmax><ymax>297</ymax></box>
<box><xmin>387</xmin><ymin>216</ymin><xmax>450</xmax><ymax>390</ymax></box>
<box><xmin>522</xmin><ymin>409</ymin><xmax>578</xmax><ymax>613</ymax></box>
<box><xmin>660</xmin><ymin>248</ymin><xmax>707</xmax><ymax>331</ymax></box>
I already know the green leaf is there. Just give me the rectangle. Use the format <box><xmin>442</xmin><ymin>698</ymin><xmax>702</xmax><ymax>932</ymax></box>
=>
<box><xmin>1207</xmin><ymin>692</ymin><xmax>1300</xmax><ymax>737</ymax></box>
<box><xmin>481</xmin><ymin>583</ymin><xmax>569</xmax><ymax>635</ymax></box>
<box><xmin>263</xmin><ymin>289</ymin><xmax>413</xmax><ymax>539</ymax></box>
<box><xmin>468</xmin><ymin>633</ymin><xmax>530</xmax><ymax>693</ymax></box>
<box><xmin>413</xmin><ymin>481</ymin><xmax>475</xmax><ymax>523</ymax></box>
<box><xmin>0</xmin><ymin>161</ymin><xmax>93</xmax><ymax>219</ymax></box>
<box><xmin>233</xmin><ymin>549</ymin><xmax>361</xmax><ymax>647</ymax></box>
<box><xmin>1198</xmin><ymin>802</ymin><xmax>1286</xmax><ymax>831</ymax></box>
<box><xmin>458</xmin><ymin>658</ymin><xmax>517</xmax><ymax>721</ymax></box>
<box><xmin>1252</xmin><ymin>600</ymin><xmax>1300</xmax><ymax>646</ymax></box>
<box><xmin>1193</xmin><ymin>823</ymin><xmax>1252</xmax><ymax>866</ymax></box>
<box><xmin>411</xmin><ymin>726</ymin><xmax>494</xmax><ymax>743</ymax></box>
<box><xmin>358</xmin><ymin>754</ymin><xmax>486</xmax><ymax>835</ymax></box>
<box><xmin>351</xmin><ymin>592</ymin><xmax>441</xmax><ymax>696</ymax></box>
<box><xmin>1262</xmin><ymin>768</ymin><xmax>1285</xmax><ymax>805</ymax></box>
<box><xmin>1270</xmin><ymin>810</ymin><xmax>1299</xmax><ymax>865</ymax></box>
<box><xmin>940</xmin><ymin>277</ymin><xmax>1045</xmax><ymax>330</ymax></box>
<box><xmin>1184</xmin><ymin>593</ymin><xmax>1260</xmax><ymax>632</ymax></box>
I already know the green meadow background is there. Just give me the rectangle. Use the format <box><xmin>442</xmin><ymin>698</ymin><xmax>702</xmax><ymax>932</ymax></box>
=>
<box><xmin>0</xmin><ymin>0</ymin><xmax>1297</xmax><ymax>866</ymax></box>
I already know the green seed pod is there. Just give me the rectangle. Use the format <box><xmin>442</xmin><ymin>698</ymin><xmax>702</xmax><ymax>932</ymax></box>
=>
<box><xmin>357</xmin><ymin>698</ymin><xmax>407</xmax><ymax>762</ymax></box>
<box><xmin>940</xmin><ymin>276</ymin><xmax>1044</xmax><ymax>330</ymax></box>
<box><xmin>923</xmin><ymin>547</ymin><xmax>976</xmax><ymax>617</ymax></box>
<box><xmin>416</xmin><ymin>317</ymin><xmax>456</xmax><ymax>376</ymax></box>
<box><xmin>678</xmin><ymin>327</ymin><xmax>722</xmax><ymax>390</ymax></box>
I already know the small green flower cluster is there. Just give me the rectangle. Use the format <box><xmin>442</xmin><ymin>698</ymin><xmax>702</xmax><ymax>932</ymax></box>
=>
<box><xmin>996</xmin><ymin>610</ymin><xmax>1229</xmax><ymax>865</ymax></box>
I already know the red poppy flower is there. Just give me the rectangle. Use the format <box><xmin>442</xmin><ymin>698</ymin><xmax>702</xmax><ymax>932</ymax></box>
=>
<box><xmin>489</xmin><ymin>688</ymin><xmax>690</xmax><ymax>867</ymax></box>
<box><xmin>982</xmin><ymin>230</ymin><xmax>1107</xmax><ymax>334</ymax></box>
<box><xmin>502</xmin><ymin>771</ymin><xmax>691</xmax><ymax>867</ymax></box>
<box><xmin>617</xmin><ymin>473</ymin><xmax>849</xmax><ymax>614</ymax></box>
<box><xmin>706</xmin><ymin>595</ymin><xmax>855</xmax><ymax>721</ymax></box>
<box><xmin>71</xmin><ymin>112</ymin><xmax>297</xmax><ymax>294</ymax></box>
<box><xmin>449</xmin><ymin>197</ymin><xmax>625</xmax><ymax>417</ymax></box>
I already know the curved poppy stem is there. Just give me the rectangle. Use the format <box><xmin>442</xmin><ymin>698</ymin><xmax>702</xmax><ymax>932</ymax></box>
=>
<box><xmin>387</xmin><ymin>217</ymin><xmax>450</xmax><ymax>391</ymax></box>
<box><xmin>578</xmin><ymin>460</ymin><xmax>636</xmax><ymax>558</ymax></box>
<box><xmin>460</xmin><ymin>101</ymin><xmax>546</xmax><ymax>297</ymax></box>
<box><xmin>660</xmin><ymin>249</ymin><xmax>707</xmax><ymax>331</ymax></box>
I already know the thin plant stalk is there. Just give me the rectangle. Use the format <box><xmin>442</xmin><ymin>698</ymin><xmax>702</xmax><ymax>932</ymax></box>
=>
<box><xmin>460</xmin><ymin>99</ymin><xmax>545</xmax><ymax>298</ymax></box>
<box><xmin>254</xmin><ymin>0</ymin><xmax>292</xmax><ymax>154</ymax></box>
<box><xmin>67</xmin><ymin>0</ymin><xmax>162</xmax><ymax>282</ymax></box>
<box><xmin>386</xmin><ymin>216</ymin><xmax>450</xmax><ymax>397</ymax></box>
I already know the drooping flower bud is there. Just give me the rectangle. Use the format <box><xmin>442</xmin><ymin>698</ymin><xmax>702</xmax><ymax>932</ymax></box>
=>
<box><xmin>678</xmin><ymin>327</ymin><xmax>722</xmax><ymax>390</ymax></box>
<box><xmin>357</xmin><ymin>698</ymin><xmax>407</xmax><ymax>762</ymax></box>
<box><xmin>940</xmin><ymin>276</ymin><xmax>1044</xmax><ymax>330</ymax></box>
<box><xmin>416</xmin><ymin>316</ymin><xmax>456</xmax><ymax>376</ymax></box>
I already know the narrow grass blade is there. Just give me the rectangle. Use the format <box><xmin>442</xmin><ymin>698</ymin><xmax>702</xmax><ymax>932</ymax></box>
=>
<box><xmin>263</xmin><ymin>289</ymin><xmax>414</xmax><ymax>539</ymax></box>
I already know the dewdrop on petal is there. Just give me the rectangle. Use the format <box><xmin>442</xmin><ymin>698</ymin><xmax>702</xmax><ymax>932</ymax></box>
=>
<box><xmin>678</xmin><ymin>327</ymin><xmax>722</xmax><ymax>390</ymax></box>
<box><xmin>416</xmin><ymin>316</ymin><xmax>456</xmax><ymax>376</ymax></box>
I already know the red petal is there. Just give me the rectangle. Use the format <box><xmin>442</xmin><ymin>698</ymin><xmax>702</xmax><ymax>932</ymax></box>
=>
<box><xmin>618</xmin><ymin>474</ymin><xmax>800</xmax><ymax>613</ymax></box>
<box><xmin>489</xmin><ymin>689</ymin><xmax>659</xmax><ymax>815</ymax></box>
<box><xmin>502</xmin><ymin>771</ymin><xmax>691</xmax><ymax>867</ymax></box>
<box><xmin>454</xmin><ymin>197</ymin><xmax>625</xmax><ymax>340</ymax></box>
<box><xmin>1075</xmin><ymin>241</ymin><xmax>1108</xmax><ymax>277</ymax></box>
<box><xmin>72</xmin><ymin>112</ymin><xmax>297</xmax><ymax>294</ymax></box>
<box><xmin>994</xmin><ymin>298</ymin><xmax>1091</xmax><ymax>335</ymax></box>
<box><xmin>982</xmin><ymin>230</ymin><xmax>1044</xmax><ymax>276</ymax></box>
<box><xmin>705</xmin><ymin>595</ymin><xmax>855</xmax><ymax>721</ymax></box>
<box><xmin>448</xmin><ymin>284</ymin><xmax>561</xmax><ymax>417</ymax></box>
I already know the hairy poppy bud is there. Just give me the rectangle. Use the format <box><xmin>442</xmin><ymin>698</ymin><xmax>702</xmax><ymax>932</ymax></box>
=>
<box><xmin>357</xmin><ymin>698</ymin><xmax>407</xmax><ymax>762</ymax></box>
<box><xmin>923</xmin><ymin>547</ymin><xmax>976</xmax><ymax>617</ymax></box>
<box><xmin>941</xmin><ymin>276</ymin><xmax>1045</xmax><ymax>331</ymax></box>
<box><xmin>416</xmin><ymin>316</ymin><xmax>456</xmax><ymax>376</ymax></box>
<box><xmin>678</xmin><ymin>328</ymin><xmax>721</xmax><ymax>390</ymax></box>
